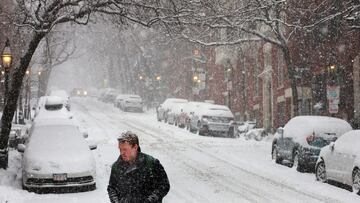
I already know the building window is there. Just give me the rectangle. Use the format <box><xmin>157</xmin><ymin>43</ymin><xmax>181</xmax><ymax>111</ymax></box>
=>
<box><xmin>277</xmin><ymin>49</ymin><xmax>285</xmax><ymax>87</ymax></box>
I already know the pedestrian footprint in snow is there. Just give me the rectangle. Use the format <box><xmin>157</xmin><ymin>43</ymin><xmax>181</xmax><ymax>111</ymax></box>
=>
<box><xmin>107</xmin><ymin>131</ymin><xmax>170</xmax><ymax>203</ymax></box>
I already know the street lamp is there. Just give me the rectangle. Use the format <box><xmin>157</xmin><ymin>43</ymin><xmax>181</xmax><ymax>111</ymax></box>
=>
<box><xmin>1</xmin><ymin>39</ymin><xmax>12</xmax><ymax>103</ymax></box>
<box><xmin>156</xmin><ymin>75</ymin><xmax>161</xmax><ymax>81</ymax></box>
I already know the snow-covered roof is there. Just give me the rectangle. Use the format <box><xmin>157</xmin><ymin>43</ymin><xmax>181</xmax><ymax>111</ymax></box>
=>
<box><xmin>45</xmin><ymin>96</ymin><xmax>63</xmax><ymax>106</ymax></box>
<box><xmin>162</xmin><ymin>98</ymin><xmax>188</xmax><ymax>108</ymax></box>
<box><xmin>284</xmin><ymin>116</ymin><xmax>352</xmax><ymax>146</ymax></box>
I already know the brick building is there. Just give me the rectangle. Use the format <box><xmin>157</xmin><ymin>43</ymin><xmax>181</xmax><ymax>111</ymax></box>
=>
<box><xmin>199</xmin><ymin>1</ymin><xmax>360</xmax><ymax>131</ymax></box>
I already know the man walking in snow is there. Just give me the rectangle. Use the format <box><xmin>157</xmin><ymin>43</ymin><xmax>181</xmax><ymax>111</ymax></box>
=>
<box><xmin>107</xmin><ymin>131</ymin><xmax>170</xmax><ymax>203</ymax></box>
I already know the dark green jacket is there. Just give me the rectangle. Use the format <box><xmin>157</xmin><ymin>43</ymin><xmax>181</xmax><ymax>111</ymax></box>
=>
<box><xmin>107</xmin><ymin>152</ymin><xmax>170</xmax><ymax>203</ymax></box>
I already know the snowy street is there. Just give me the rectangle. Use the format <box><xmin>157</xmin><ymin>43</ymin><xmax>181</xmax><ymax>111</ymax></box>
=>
<box><xmin>1</xmin><ymin>97</ymin><xmax>360</xmax><ymax>203</ymax></box>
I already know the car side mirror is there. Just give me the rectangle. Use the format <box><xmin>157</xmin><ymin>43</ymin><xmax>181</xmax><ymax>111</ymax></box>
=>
<box><xmin>89</xmin><ymin>144</ymin><xmax>97</xmax><ymax>150</ymax></box>
<box><xmin>329</xmin><ymin>142</ymin><xmax>335</xmax><ymax>151</ymax></box>
<box><xmin>17</xmin><ymin>144</ymin><xmax>26</xmax><ymax>153</ymax></box>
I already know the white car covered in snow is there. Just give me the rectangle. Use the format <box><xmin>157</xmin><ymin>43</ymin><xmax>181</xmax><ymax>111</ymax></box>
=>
<box><xmin>121</xmin><ymin>94</ymin><xmax>143</xmax><ymax>112</ymax></box>
<box><xmin>49</xmin><ymin>90</ymin><xmax>71</xmax><ymax>111</ymax></box>
<box><xmin>166</xmin><ymin>102</ymin><xmax>186</xmax><ymax>126</ymax></box>
<box><xmin>189</xmin><ymin>103</ymin><xmax>234</xmax><ymax>137</ymax></box>
<box><xmin>19</xmin><ymin>118</ymin><xmax>97</xmax><ymax>193</ymax></box>
<box><xmin>157</xmin><ymin>98</ymin><xmax>188</xmax><ymax>122</ymax></box>
<box><xmin>315</xmin><ymin>130</ymin><xmax>360</xmax><ymax>194</ymax></box>
<box><xmin>34</xmin><ymin>96</ymin><xmax>73</xmax><ymax>121</ymax></box>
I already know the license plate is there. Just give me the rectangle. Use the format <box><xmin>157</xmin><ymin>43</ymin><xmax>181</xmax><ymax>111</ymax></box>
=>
<box><xmin>53</xmin><ymin>173</ymin><xmax>67</xmax><ymax>181</ymax></box>
<box><xmin>210</xmin><ymin>125</ymin><xmax>229</xmax><ymax>131</ymax></box>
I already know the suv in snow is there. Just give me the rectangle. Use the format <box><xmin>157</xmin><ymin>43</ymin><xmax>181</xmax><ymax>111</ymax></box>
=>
<box><xmin>157</xmin><ymin>98</ymin><xmax>188</xmax><ymax>122</ymax></box>
<box><xmin>271</xmin><ymin>116</ymin><xmax>352</xmax><ymax>172</ymax></box>
<box><xmin>189</xmin><ymin>103</ymin><xmax>234</xmax><ymax>137</ymax></box>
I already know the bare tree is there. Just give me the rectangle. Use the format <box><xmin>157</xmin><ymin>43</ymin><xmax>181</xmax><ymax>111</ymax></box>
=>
<box><xmin>0</xmin><ymin>0</ymin><xmax>188</xmax><ymax>169</ymax></box>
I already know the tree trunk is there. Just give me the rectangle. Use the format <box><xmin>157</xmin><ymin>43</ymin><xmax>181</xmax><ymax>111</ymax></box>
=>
<box><xmin>282</xmin><ymin>46</ymin><xmax>299</xmax><ymax>117</ymax></box>
<box><xmin>0</xmin><ymin>32</ymin><xmax>45</xmax><ymax>169</ymax></box>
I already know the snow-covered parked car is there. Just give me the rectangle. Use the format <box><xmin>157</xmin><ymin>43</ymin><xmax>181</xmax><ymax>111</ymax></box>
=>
<box><xmin>49</xmin><ymin>90</ymin><xmax>71</xmax><ymax>111</ymax></box>
<box><xmin>271</xmin><ymin>116</ymin><xmax>352</xmax><ymax>172</ymax></box>
<box><xmin>18</xmin><ymin>118</ymin><xmax>97</xmax><ymax>193</ymax></box>
<box><xmin>157</xmin><ymin>98</ymin><xmax>188</xmax><ymax>122</ymax></box>
<box><xmin>114</xmin><ymin>94</ymin><xmax>129</xmax><ymax>109</ymax></box>
<box><xmin>180</xmin><ymin>102</ymin><xmax>209</xmax><ymax>130</ymax></box>
<box><xmin>121</xmin><ymin>95</ymin><xmax>143</xmax><ymax>112</ymax></box>
<box><xmin>166</xmin><ymin>103</ymin><xmax>186</xmax><ymax>126</ymax></box>
<box><xmin>315</xmin><ymin>130</ymin><xmax>360</xmax><ymax>194</ymax></box>
<box><xmin>189</xmin><ymin>103</ymin><xmax>234</xmax><ymax>137</ymax></box>
<box><xmin>34</xmin><ymin>96</ymin><xmax>73</xmax><ymax>121</ymax></box>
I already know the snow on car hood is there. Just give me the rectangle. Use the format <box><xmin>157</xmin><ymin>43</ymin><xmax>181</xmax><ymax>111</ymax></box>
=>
<box><xmin>24</xmin><ymin>125</ymin><xmax>95</xmax><ymax>174</ymax></box>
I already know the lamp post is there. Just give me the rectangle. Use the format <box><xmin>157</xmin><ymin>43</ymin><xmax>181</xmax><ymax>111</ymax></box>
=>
<box><xmin>37</xmin><ymin>70</ymin><xmax>42</xmax><ymax>98</ymax></box>
<box><xmin>1</xmin><ymin>39</ymin><xmax>12</xmax><ymax>104</ymax></box>
<box><xmin>0</xmin><ymin>39</ymin><xmax>12</xmax><ymax>169</ymax></box>
<box><xmin>24</xmin><ymin>70</ymin><xmax>31</xmax><ymax>120</ymax></box>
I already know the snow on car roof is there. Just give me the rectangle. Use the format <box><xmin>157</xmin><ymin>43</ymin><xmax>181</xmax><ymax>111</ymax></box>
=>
<box><xmin>195</xmin><ymin>103</ymin><xmax>234</xmax><ymax>117</ymax></box>
<box><xmin>284</xmin><ymin>116</ymin><xmax>352</xmax><ymax>145</ymax></box>
<box><xmin>163</xmin><ymin>98</ymin><xmax>188</xmax><ymax>103</ymax></box>
<box><xmin>45</xmin><ymin>96</ymin><xmax>63</xmax><ymax>106</ymax></box>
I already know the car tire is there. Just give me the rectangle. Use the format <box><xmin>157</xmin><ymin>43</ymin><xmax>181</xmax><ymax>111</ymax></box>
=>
<box><xmin>190</xmin><ymin>125</ymin><xmax>197</xmax><ymax>134</ymax></box>
<box><xmin>293</xmin><ymin>152</ymin><xmax>305</xmax><ymax>172</ymax></box>
<box><xmin>228</xmin><ymin>127</ymin><xmax>234</xmax><ymax>138</ymax></box>
<box><xmin>352</xmin><ymin>168</ymin><xmax>360</xmax><ymax>195</ymax></box>
<box><xmin>316</xmin><ymin>161</ymin><xmax>327</xmax><ymax>183</ymax></box>
<box><xmin>272</xmin><ymin>146</ymin><xmax>282</xmax><ymax>164</ymax></box>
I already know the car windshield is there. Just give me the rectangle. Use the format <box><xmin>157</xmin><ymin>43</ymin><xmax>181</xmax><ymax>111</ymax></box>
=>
<box><xmin>30</xmin><ymin>125</ymin><xmax>83</xmax><ymax>151</ymax></box>
<box><xmin>308</xmin><ymin>136</ymin><xmax>337</xmax><ymax>148</ymax></box>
